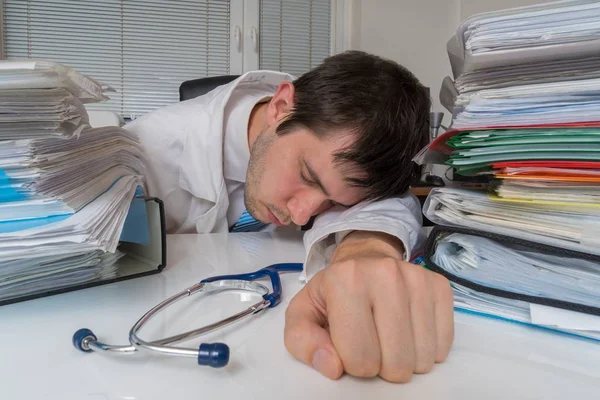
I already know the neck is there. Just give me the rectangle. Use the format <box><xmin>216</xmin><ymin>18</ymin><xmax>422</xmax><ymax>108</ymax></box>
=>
<box><xmin>247</xmin><ymin>101</ymin><xmax>268</xmax><ymax>151</ymax></box>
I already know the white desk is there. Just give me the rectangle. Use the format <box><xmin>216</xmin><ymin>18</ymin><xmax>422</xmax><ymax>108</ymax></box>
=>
<box><xmin>1</xmin><ymin>232</ymin><xmax>600</xmax><ymax>400</ymax></box>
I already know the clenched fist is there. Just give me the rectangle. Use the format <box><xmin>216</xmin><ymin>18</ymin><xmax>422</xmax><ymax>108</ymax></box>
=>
<box><xmin>284</xmin><ymin>231</ymin><xmax>454</xmax><ymax>382</ymax></box>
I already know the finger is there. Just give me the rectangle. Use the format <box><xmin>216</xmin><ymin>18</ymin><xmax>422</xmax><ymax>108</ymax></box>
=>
<box><xmin>432</xmin><ymin>273</ymin><xmax>455</xmax><ymax>362</ymax></box>
<box><xmin>326</xmin><ymin>264</ymin><xmax>381</xmax><ymax>378</ymax></box>
<box><xmin>369</xmin><ymin>262</ymin><xmax>415</xmax><ymax>383</ymax></box>
<box><xmin>284</xmin><ymin>274</ymin><xmax>344</xmax><ymax>380</ymax></box>
<box><xmin>403</xmin><ymin>265</ymin><xmax>437</xmax><ymax>374</ymax></box>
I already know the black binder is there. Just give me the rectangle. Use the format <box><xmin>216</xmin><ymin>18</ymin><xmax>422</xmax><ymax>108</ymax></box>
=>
<box><xmin>424</xmin><ymin>225</ymin><xmax>600</xmax><ymax>317</ymax></box>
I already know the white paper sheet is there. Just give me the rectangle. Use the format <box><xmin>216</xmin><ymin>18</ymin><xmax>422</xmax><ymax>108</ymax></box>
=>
<box><xmin>530</xmin><ymin>304</ymin><xmax>600</xmax><ymax>331</ymax></box>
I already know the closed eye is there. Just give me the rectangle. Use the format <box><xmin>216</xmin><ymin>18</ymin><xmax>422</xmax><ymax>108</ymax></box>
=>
<box><xmin>300</xmin><ymin>170</ymin><xmax>314</xmax><ymax>185</ymax></box>
<box><xmin>301</xmin><ymin>158</ymin><xmax>354</xmax><ymax>208</ymax></box>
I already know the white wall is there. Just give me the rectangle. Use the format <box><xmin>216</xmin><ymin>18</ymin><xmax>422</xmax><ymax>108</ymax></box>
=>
<box><xmin>352</xmin><ymin>0</ymin><xmax>555</xmax><ymax>124</ymax></box>
<box><xmin>355</xmin><ymin>0</ymin><xmax>458</xmax><ymax>119</ymax></box>
<box><xmin>459</xmin><ymin>0</ymin><xmax>555</xmax><ymax>20</ymax></box>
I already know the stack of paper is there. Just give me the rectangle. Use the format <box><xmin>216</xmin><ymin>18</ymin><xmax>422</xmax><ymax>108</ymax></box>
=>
<box><xmin>423</xmin><ymin>187</ymin><xmax>600</xmax><ymax>255</ymax></box>
<box><xmin>422</xmin><ymin>0</ymin><xmax>600</xmax><ymax>341</ymax></box>
<box><xmin>454</xmin><ymin>56</ymin><xmax>600</xmax><ymax>96</ymax></box>
<box><xmin>430</xmin><ymin>230</ymin><xmax>600</xmax><ymax>341</ymax></box>
<box><xmin>461</xmin><ymin>1</ymin><xmax>600</xmax><ymax>55</ymax></box>
<box><xmin>442</xmin><ymin>0</ymin><xmax>600</xmax><ymax>128</ymax></box>
<box><xmin>452</xmin><ymin>79</ymin><xmax>600</xmax><ymax>128</ymax></box>
<box><xmin>0</xmin><ymin>126</ymin><xmax>146</xmax><ymax>226</ymax></box>
<box><xmin>434</xmin><ymin>233</ymin><xmax>600</xmax><ymax>307</ymax></box>
<box><xmin>493</xmin><ymin>161</ymin><xmax>600</xmax><ymax>204</ymax></box>
<box><xmin>0</xmin><ymin>60</ymin><xmax>146</xmax><ymax>303</ymax></box>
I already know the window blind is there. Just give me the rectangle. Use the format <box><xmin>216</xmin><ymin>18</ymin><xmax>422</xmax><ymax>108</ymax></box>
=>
<box><xmin>3</xmin><ymin>0</ymin><xmax>231</xmax><ymax>119</ymax></box>
<box><xmin>259</xmin><ymin>0</ymin><xmax>331</xmax><ymax>77</ymax></box>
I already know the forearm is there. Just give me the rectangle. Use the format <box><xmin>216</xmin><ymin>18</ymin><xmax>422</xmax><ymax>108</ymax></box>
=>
<box><xmin>332</xmin><ymin>230</ymin><xmax>406</xmax><ymax>263</ymax></box>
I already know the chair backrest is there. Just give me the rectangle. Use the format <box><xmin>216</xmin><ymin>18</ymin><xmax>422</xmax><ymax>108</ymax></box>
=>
<box><xmin>179</xmin><ymin>75</ymin><xmax>240</xmax><ymax>101</ymax></box>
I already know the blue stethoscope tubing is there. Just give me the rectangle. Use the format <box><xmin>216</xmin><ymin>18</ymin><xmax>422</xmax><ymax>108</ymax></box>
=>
<box><xmin>72</xmin><ymin>263</ymin><xmax>303</xmax><ymax>368</ymax></box>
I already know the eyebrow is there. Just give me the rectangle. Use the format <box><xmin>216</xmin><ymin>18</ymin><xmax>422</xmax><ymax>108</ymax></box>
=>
<box><xmin>304</xmin><ymin>159</ymin><xmax>354</xmax><ymax>208</ymax></box>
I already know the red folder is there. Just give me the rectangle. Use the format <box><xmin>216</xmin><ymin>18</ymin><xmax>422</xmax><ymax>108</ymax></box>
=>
<box><xmin>492</xmin><ymin>161</ymin><xmax>600</xmax><ymax>169</ymax></box>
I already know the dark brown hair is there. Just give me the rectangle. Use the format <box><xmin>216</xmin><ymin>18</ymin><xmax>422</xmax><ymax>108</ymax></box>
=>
<box><xmin>277</xmin><ymin>50</ymin><xmax>430</xmax><ymax>200</ymax></box>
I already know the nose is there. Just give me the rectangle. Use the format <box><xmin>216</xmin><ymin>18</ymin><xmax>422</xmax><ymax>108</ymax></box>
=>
<box><xmin>286</xmin><ymin>190</ymin><xmax>328</xmax><ymax>226</ymax></box>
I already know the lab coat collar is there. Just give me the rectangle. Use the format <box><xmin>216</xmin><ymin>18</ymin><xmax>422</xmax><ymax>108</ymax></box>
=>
<box><xmin>178</xmin><ymin>71</ymin><xmax>295</xmax><ymax>204</ymax></box>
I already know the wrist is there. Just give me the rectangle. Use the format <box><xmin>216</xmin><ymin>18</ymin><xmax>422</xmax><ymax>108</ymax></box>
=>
<box><xmin>332</xmin><ymin>230</ymin><xmax>406</xmax><ymax>263</ymax></box>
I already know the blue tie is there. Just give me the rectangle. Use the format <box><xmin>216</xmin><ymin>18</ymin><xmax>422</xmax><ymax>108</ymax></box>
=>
<box><xmin>230</xmin><ymin>209</ymin><xmax>268</xmax><ymax>232</ymax></box>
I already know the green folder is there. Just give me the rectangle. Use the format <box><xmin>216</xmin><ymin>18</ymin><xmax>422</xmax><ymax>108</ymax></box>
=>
<box><xmin>449</xmin><ymin>152</ymin><xmax>600</xmax><ymax>165</ymax></box>
<box><xmin>448</xmin><ymin>128</ymin><xmax>600</xmax><ymax>149</ymax></box>
<box><xmin>456</xmin><ymin>144</ymin><xmax>600</xmax><ymax>157</ymax></box>
<box><xmin>446</xmin><ymin>127</ymin><xmax>600</xmax><ymax>176</ymax></box>
<box><xmin>451</xmin><ymin>135</ymin><xmax>600</xmax><ymax>148</ymax></box>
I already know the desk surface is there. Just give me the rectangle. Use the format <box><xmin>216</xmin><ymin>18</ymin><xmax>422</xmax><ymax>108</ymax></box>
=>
<box><xmin>1</xmin><ymin>232</ymin><xmax>600</xmax><ymax>400</ymax></box>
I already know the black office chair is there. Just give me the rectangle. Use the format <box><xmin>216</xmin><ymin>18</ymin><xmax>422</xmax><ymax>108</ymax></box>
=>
<box><xmin>179</xmin><ymin>75</ymin><xmax>240</xmax><ymax>101</ymax></box>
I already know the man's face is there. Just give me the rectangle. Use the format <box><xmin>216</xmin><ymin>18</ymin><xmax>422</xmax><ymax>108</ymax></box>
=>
<box><xmin>244</xmin><ymin>125</ymin><xmax>367</xmax><ymax>226</ymax></box>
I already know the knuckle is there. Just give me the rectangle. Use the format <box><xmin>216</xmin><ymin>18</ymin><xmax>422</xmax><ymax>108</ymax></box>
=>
<box><xmin>373</xmin><ymin>257</ymin><xmax>402</xmax><ymax>280</ymax></box>
<box><xmin>379</xmin><ymin>256</ymin><xmax>400</xmax><ymax>268</ymax></box>
<box><xmin>403</xmin><ymin>262</ymin><xmax>429</xmax><ymax>286</ymax></box>
<box><xmin>436</xmin><ymin>348</ymin><xmax>451</xmax><ymax>363</ymax></box>
<box><xmin>434</xmin><ymin>273</ymin><xmax>454</xmax><ymax>300</ymax></box>
<box><xmin>327</xmin><ymin>260</ymin><xmax>363</xmax><ymax>292</ymax></box>
<box><xmin>414</xmin><ymin>361</ymin><xmax>434</xmax><ymax>374</ymax></box>
<box><xmin>380</xmin><ymin>366</ymin><xmax>414</xmax><ymax>383</ymax></box>
<box><xmin>345</xmin><ymin>358</ymin><xmax>381</xmax><ymax>378</ymax></box>
<box><xmin>437</xmin><ymin>329</ymin><xmax>455</xmax><ymax>363</ymax></box>
<box><xmin>432</xmin><ymin>271</ymin><xmax>450</xmax><ymax>288</ymax></box>
<box><xmin>414</xmin><ymin>347</ymin><xmax>436</xmax><ymax>374</ymax></box>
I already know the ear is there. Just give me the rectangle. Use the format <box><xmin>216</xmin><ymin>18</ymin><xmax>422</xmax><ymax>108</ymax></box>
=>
<box><xmin>265</xmin><ymin>81</ymin><xmax>295</xmax><ymax>126</ymax></box>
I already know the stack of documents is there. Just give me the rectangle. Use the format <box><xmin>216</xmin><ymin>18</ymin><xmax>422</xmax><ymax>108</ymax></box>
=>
<box><xmin>461</xmin><ymin>0</ymin><xmax>600</xmax><ymax>52</ymax></box>
<box><xmin>493</xmin><ymin>160</ymin><xmax>600</xmax><ymax>203</ymax></box>
<box><xmin>423</xmin><ymin>1</ymin><xmax>600</xmax><ymax>342</ymax></box>
<box><xmin>442</xmin><ymin>0</ymin><xmax>600</xmax><ymax>128</ymax></box>
<box><xmin>453</xmin><ymin>56</ymin><xmax>600</xmax><ymax>97</ymax></box>
<box><xmin>452</xmin><ymin>79</ymin><xmax>600</xmax><ymax>128</ymax></box>
<box><xmin>423</xmin><ymin>187</ymin><xmax>600</xmax><ymax>256</ymax></box>
<box><xmin>424</xmin><ymin>226</ymin><xmax>600</xmax><ymax>341</ymax></box>
<box><xmin>0</xmin><ymin>60</ymin><xmax>146</xmax><ymax>303</ymax></box>
<box><xmin>0</xmin><ymin>126</ymin><xmax>146</xmax><ymax>225</ymax></box>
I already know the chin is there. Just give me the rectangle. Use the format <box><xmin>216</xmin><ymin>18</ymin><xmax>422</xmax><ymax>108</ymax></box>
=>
<box><xmin>254</xmin><ymin>212</ymin><xmax>268</xmax><ymax>224</ymax></box>
<box><xmin>245</xmin><ymin>206</ymin><xmax>265</xmax><ymax>224</ymax></box>
<box><xmin>246</xmin><ymin>208</ymin><xmax>260</xmax><ymax>221</ymax></box>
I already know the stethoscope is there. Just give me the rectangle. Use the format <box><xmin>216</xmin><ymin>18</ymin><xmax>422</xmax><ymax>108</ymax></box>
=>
<box><xmin>72</xmin><ymin>263</ymin><xmax>303</xmax><ymax>368</ymax></box>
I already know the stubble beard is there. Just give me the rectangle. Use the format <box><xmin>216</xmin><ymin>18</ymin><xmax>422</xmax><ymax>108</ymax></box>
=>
<box><xmin>244</xmin><ymin>131</ymin><xmax>276</xmax><ymax>222</ymax></box>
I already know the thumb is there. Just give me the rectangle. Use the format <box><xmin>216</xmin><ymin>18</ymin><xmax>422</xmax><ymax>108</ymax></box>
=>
<box><xmin>284</xmin><ymin>276</ymin><xmax>343</xmax><ymax>380</ymax></box>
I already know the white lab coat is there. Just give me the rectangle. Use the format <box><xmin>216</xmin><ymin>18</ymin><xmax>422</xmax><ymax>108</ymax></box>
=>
<box><xmin>125</xmin><ymin>71</ymin><xmax>427</xmax><ymax>279</ymax></box>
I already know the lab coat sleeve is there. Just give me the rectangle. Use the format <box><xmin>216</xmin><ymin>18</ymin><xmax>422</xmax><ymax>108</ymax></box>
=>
<box><xmin>302</xmin><ymin>193</ymin><xmax>427</xmax><ymax>280</ymax></box>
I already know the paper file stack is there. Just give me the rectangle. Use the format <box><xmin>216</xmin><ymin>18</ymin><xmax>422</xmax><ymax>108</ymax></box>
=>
<box><xmin>0</xmin><ymin>60</ymin><xmax>147</xmax><ymax>303</ymax></box>
<box><xmin>423</xmin><ymin>0</ymin><xmax>600</xmax><ymax>341</ymax></box>
<box><xmin>441</xmin><ymin>0</ymin><xmax>600</xmax><ymax>128</ymax></box>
